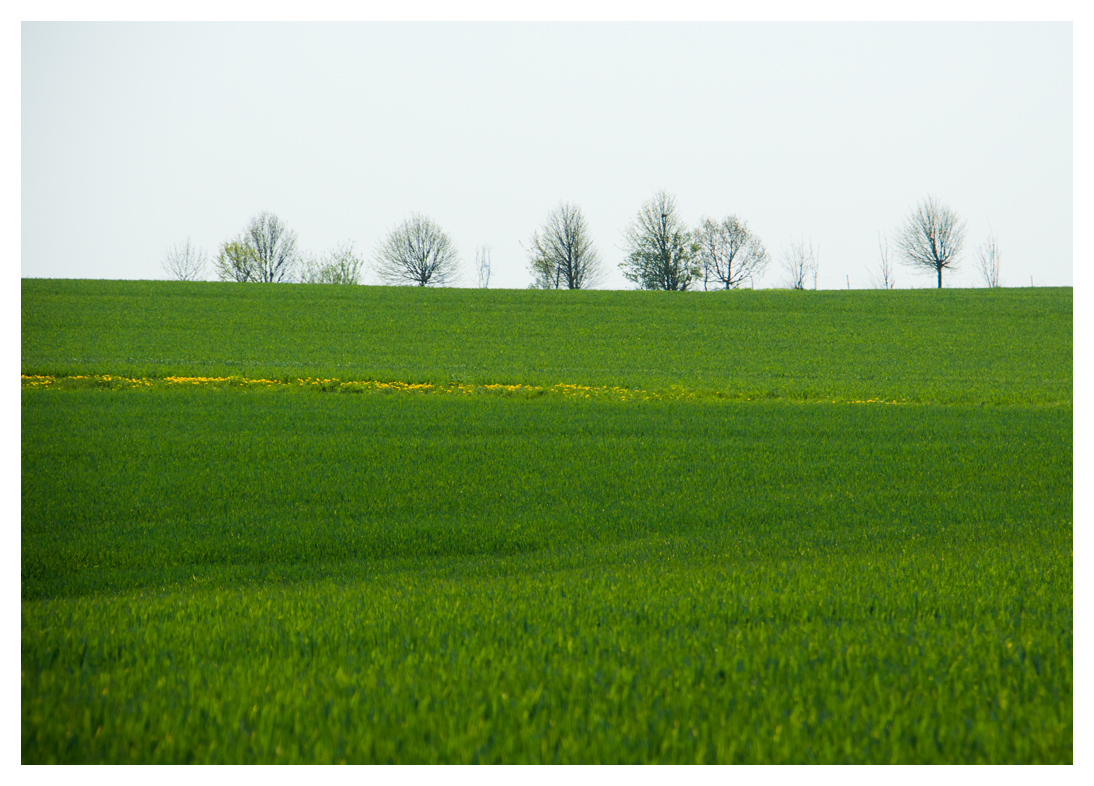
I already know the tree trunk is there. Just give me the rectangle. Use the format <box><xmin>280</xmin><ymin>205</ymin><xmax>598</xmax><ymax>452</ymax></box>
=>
<box><xmin>937</xmin><ymin>266</ymin><xmax>943</xmax><ymax>288</ymax></box>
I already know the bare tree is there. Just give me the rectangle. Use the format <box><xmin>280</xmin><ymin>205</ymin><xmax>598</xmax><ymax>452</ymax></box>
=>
<box><xmin>620</xmin><ymin>190</ymin><xmax>699</xmax><ymax>291</ymax></box>
<box><xmin>213</xmin><ymin>236</ymin><xmax>258</xmax><ymax>282</ymax></box>
<box><xmin>476</xmin><ymin>245</ymin><xmax>491</xmax><ymax>289</ymax></box>
<box><xmin>781</xmin><ymin>237</ymin><xmax>818</xmax><ymax>290</ymax></box>
<box><xmin>161</xmin><ymin>238</ymin><xmax>207</xmax><ymax>281</ymax></box>
<box><xmin>300</xmin><ymin>242</ymin><xmax>364</xmax><ymax>285</ymax></box>
<box><xmin>695</xmin><ymin>216</ymin><xmax>769</xmax><ymax>290</ymax></box>
<box><xmin>374</xmin><ymin>213</ymin><xmax>461</xmax><ymax>287</ymax></box>
<box><xmin>896</xmin><ymin>195</ymin><xmax>967</xmax><ymax>289</ymax></box>
<box><xmin>975</xmin><ymin>228</ymin><xmax>1001</xmax><ymax>288</ymax></box>
<box><xmin>867</xmin><ymin>232</ymin><xmax>897</xmax><ymax>289</ymax></box>
<box><xmin>245</xmin><ymin>211</ymin><xmax>298</xmax><ymax>283</ymax></box>
<box><xmin>526</xmin><ymin>202</ymin><xmax>603</xmax><ymax>290</ymax></box>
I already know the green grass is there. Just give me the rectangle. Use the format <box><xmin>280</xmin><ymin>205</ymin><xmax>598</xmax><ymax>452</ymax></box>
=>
<box><xmin>21</xmin><ymin>281</ymin><xmax>1072</xmax><ymax>763</ymax></box>
<box><xmin>21</xmin><ymin>279</ymin><xmax>1072</xmax><ymax>404</ymax></box>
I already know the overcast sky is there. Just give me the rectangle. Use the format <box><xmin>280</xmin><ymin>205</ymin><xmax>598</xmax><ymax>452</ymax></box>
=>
<box><xmin>20</xmin><ymin>20</ymin><xmax>1074</xmax><ymax>289</ymax></box>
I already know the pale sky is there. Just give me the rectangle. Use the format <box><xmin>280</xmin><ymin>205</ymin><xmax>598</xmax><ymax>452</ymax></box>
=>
<box><xmin>19</xmin><ymin>16</ymin><xmax>1076</xmax><ymax>289</ymax></box>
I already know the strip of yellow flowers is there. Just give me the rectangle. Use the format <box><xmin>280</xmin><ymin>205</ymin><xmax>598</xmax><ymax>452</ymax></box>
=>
<box><xmin>20</xmin><ymin>374</ymin><xmax>909</xmax><ymax>405</ymax></box>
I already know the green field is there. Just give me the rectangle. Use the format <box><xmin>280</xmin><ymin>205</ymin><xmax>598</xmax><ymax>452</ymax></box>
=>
<box><xmin>22</xmin><ymin>279</ymin><xmax>1070</xmax><ymax>403</ymax></box>
<box><xmin>21</xmin><ymin>280</ymin><xmax>1072</xmax><ymax>763</ymax></box>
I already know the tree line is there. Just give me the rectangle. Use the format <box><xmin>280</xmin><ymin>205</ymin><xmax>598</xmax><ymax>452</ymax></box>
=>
<box><xmin>162</xmin><ymin>192</ymin><xmax>1003</xmax><ymax>290</ymax></box>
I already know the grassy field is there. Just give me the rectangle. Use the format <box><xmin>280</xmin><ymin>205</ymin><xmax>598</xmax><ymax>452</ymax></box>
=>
<box><xmin>21</xmin><ymin>280</ymin><xmax>1072</xmax><ymax>763</ymax></box>
<box><xmin>21</xmin><ymin>279</ymin><xmax>1071</xmax><ymax>403</ymax></box>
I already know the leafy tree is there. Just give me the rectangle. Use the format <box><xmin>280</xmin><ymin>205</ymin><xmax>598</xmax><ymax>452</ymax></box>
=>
<box><xmin>374</xmin><ymin>213</ymin><xmax>460</xmax><ymax>287</ymax></box>
<box><xmin>527</xmin><ymin>202</ymin><xmax>603</xmax><ymax>289</ymax></box>
<box><xmin>213</xmin><ymin>237</ymin><xmax>258</xmax><ymax>282</ymax></box>
<box><xmin>620</xmin><ymin>190</ymin><xmax>699</xmax><ymax>291</ymax></box>
<box><xmin>300</xmin><ymin>242</ymin><xmax>364</xmax><ymax>285</ymax></box>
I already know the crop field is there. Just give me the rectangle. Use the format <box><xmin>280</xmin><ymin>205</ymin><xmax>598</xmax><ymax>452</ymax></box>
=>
<box><xmin>21</xmin><ymin>280</ymin><xmax>1072</xmax><ymax>763</ymax></box>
